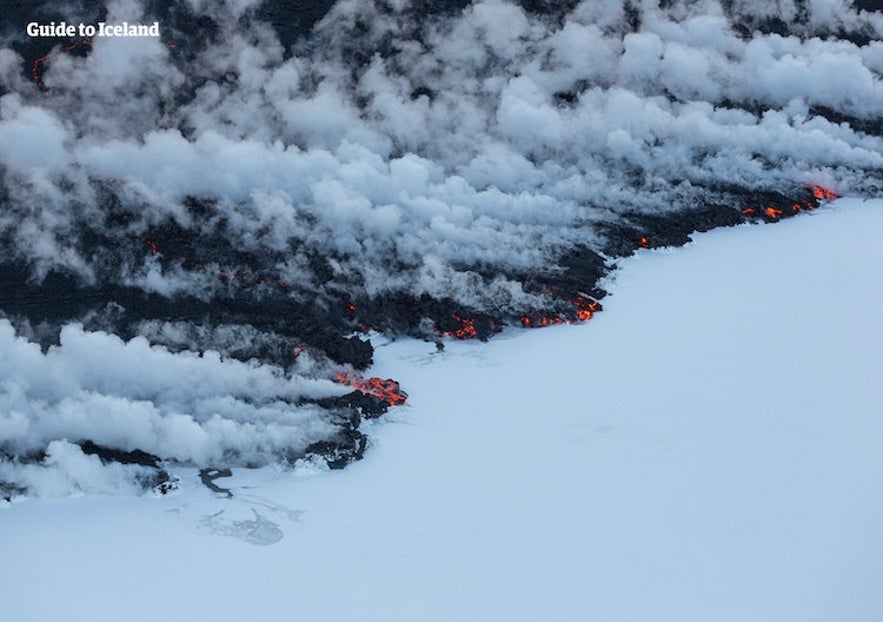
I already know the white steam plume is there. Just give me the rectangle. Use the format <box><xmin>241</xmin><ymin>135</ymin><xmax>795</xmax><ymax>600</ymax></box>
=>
<box><xmin>0</xmin><ymin>0</ymin><xmax>880</xmax><ymax>306</ymax></box>
<box><xmin>0</xmin><ymin>319</ymin><xmax>348</xmax><ymax>496</ymax></box>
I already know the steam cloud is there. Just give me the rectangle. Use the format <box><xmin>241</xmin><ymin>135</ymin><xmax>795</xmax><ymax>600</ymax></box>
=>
<box><xmin>0</xmin><ymin>318</ymin><xmax>349</xmax><ymax>496</ymax></box>
<box><xmin>1</xmin><ymin>0</ymin><xmax>882</xmax><ymax>496</ymax></box>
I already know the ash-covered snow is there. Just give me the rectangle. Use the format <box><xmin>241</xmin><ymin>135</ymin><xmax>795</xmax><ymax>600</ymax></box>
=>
<box><xmin>1</xmin><ymin>197</ymin><xmax>881</xmax><ymax>621</ymax></box>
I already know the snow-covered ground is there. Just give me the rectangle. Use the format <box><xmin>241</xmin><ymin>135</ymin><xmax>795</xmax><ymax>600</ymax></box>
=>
<box><xmin>2</xmin><ymin>198</ymin><xmax>881</xmax><ymax>622</ymax></box>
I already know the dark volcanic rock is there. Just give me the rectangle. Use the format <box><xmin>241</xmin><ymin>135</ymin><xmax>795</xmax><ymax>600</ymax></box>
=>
<box><xmin>315</xmin><ymin>390</ymin><xmax>390</xmax><ymax>419</ymax></box>
<box><xmin>528</xmin><ymin>245</ymin><xmax>609</xmax><ymax>301</ymax></box>
<box><xmin>327</xmin><ymin>335</ymin><xmax>374</xmax><ymax>368</ymax></box>
<box><xmin>305</xmin><ymin>429</ymin><xmax>369</xmax><ymax>470</ymax></box>
<box><xmin>0</xmin><ymin>257</ymin><xmax>375</xmax><ymax>370</ymax></box>
<box><xmin>602</xmin><ymin>205</ymin><xmax>745</xmax><ymax>256</ymax></box>
<box><xmin>854</xmin><ymin>0</ymin><xmax>883</xmax><ymax>12</ymax></box>
<box><xmin>79</xmin><ymin>440</ymin><xmax>162</xmax><ymax>468</ymax></box>
<box><xmin>601</xmin><ymin>186</ymin><xmax>827</xmax><ymax>257</ymax></box>
<box><xmin>80</xmin><ymin>441</ymin><xmax>174</xmax><ymax>493</ymax></box>
<box><xmin>1</xmin><ymin>481</ymin><xmax>27</xmax><ymax>501</ymax></box>
<box><xmin>199</xmin><ymin>468</ymin><xmax>233</xmax><ymax>498</ymax></box>
<box><xmin>255</xmin><ymin>0</ymin><xmax>337</xmax><ymax>51</ymax></box>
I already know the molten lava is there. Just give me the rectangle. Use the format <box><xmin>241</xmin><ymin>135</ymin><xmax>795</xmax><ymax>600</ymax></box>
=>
<box><xmin>439</xmin><ymin>314</ymin><xmax>478</xmax><ymax>339</ymax></box>
<box><xmin>140</xmin><ymin>236</ymin><xmax>159</xmax><ymax>255</ymax></box>
<box><xmin>521</xmin><ymin>295</ymin><xmax>599</xmax><ymax>328</ymax></box>
<box><xmin>521</xmin><ymin>314</ymin><xmax>564</xmax><ymax>328</ymax></box>
<box><xmin>32</xmin><ymin>40</ymin><xmax>90</xmax><ymax>90</ymax></box>
<box><xmin>764</xmin><ymin>206</ymin><xmax>784</xmax><ymax>220</ymax></box>
<box><xmin>742</xmin><ymin>185</ymin><xmax>838</xmax><ymax>223</ymax></box>
<box><xmin>573</xmin><ymin>295</ymin><xmax>599</xmax><ymax>321</ymax></box>
<box><xmin>811</xmin><ymin>184</ymin><xmax>838</xmax><ymax>200</ymax></box>
<box><xmin>335</xmin><ymin>373</ymin><xmax>408</xmax><ymax>407</ymax></box>
<box><xmin>638</xmin><ymin>236</ymin><xmax>650</xmax><ymax>249</ymax></box>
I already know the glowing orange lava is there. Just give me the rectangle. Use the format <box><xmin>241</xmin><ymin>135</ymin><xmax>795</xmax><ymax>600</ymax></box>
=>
<box><xmin>638</xmin><ymin>236</ymin><xmax>650</xmax><ymax>249</ymax></box>
<box><xmin>521</xmin><ymin>314</ymin><xmax>564</xmax><ymax>328</ymax></box>
<box><xmin>521</xmin><ymin>295</ymin><xmax>599</xmax><ymax>328</ymax></box>
<box><xmin>335</xmin><ymin>373</ymin><xmax>408</xmax><ymax>407</ymax></box>
<box><xmin>32</xmin><ymin>40</ymin><xmax>90</xmax><ymax>90</ymax></box>
<box><xmin>574</xmin><ymin>295</ymin><xmax>599</xmax><ymax>321</ymax></box>
<box><xmin>810</xmin><ymin>184</ymin><xmax>838</xmax><ymax>200</ymax></box>
<box><xmin>438</xmin><ymin>314</ymin><xmax>477</xmax><ymax>339</ymax></box>
<box><xmin>139</xmin><ymin>236</ymin><xmax>158</xmax><ymax>255</ymax></box>
<box><xmin>743</xmin><ymin>185</ymin><xmax>838</xmax><ymax>222</ymax></box>
<box><xmin>764</xmin><ymin>207</ymin><xmax>784</xmax><ymax>220</ymax></box>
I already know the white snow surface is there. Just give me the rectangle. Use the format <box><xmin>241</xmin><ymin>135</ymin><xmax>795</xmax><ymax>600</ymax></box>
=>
<box><xmin>1</xmin><ymin>198</ymin><xmax>882</xmax><ymax>621</ymax></box>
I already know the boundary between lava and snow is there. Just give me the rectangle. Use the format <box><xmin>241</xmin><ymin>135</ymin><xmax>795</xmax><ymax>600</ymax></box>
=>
<box><xmin>0</xmin><ymin>182</ymin><xmax>840</xmax><ymax>501</ymax></box>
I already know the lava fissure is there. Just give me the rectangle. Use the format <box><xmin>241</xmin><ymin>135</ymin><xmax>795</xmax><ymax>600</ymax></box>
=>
<box><xmin>31</xmin><ymin>39</ymin><xmax>91</xmax><ymax>91</ymax></box>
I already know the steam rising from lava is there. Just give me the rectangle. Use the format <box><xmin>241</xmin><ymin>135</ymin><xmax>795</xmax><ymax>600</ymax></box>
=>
<box><xmin>2</xmin><ymin>0</ymin><xmax>880</xmax><ymax>304</ymax></box>
<box><xmin>0</xmin><ymin>0</ymin><xmax>878</xmax><ymax>496</ymax></box>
